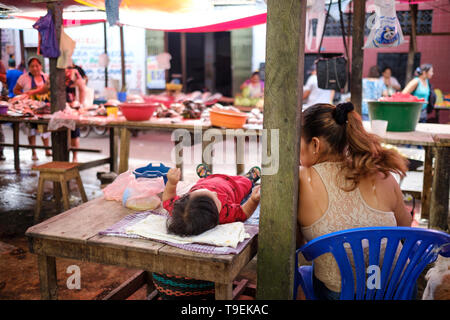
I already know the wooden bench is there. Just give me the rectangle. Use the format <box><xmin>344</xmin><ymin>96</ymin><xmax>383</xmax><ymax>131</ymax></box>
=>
<box><xmin>32</xmin><ymin>161</ymin><xmax>87</xmax><ymax>223</ymax></box>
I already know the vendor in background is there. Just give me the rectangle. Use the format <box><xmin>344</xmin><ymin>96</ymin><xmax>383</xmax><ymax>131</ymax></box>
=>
<box><xmin>71</xmin><ymin>62</ymin><xmax>88</xmax><ymax>85</ymax></box>
<box><xmin>13</xmin><ymin>57</ymin><xmax>52</xmax><ymax>161</ymax></box>
<box><xmin>240</xmin><ymin>71</ymin><xmax>264</xmax><ymax>98</ymax></box>
<box><xmin>65</xmin><ymin>66</ymin><xmax>87</xmax><ymax>163</ymax></box>
<box><xmin>303</xmin><ymin>64</ymin><xmax>334</xmax><ymax>110</ymax></box>
<box><xmin>380</xmin><ymin>66</ymin><xmax>401</xmax><ymax>97</ymax></box>
<box><xmin>402</xmin><ymin>64</ymin><xmax>434</xmax><ymax>123</ymax></box>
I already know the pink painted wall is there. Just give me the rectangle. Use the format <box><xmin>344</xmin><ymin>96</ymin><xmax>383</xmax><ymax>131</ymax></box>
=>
<box><xmin>305</xmin><ymin>0</ymin><xmax>450</xmax><ymax>93</ymax></box>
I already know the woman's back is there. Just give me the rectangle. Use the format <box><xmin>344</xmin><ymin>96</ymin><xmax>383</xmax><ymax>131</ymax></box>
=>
<box><xmin>299</xmin><ymin>161</ymin><xmax>397</xmax><ymax>292</ymax></box>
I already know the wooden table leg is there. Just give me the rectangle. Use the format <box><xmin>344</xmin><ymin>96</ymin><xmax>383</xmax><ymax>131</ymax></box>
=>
<box><xmin>420</xmin><ymin>146</ymin><xmax>433</xmax><ymax>220</ymax></box>
<box><xmin>59</xmin><ymin>176</ymin><xmax>70</xmax><ymax>211</ymax></box>
<box><xmin>75</xmin><ymin>173</ymin><xmax>88</xmax><ymax>203</ymax></box>
<box><xmin>37</xmin><ymin>255</ymin><xmax>58</xmax><ymax>300</ymax></box>
<box><xmin>235</xmin><ymin>136</ymin><xmax>245</xmax><ymax>176</ymax></box>
<box><xmin>13</xmin><ymin>122</ymin><xmax>20</xmax><ymax>172</ymax></box>
<box><xmin>34</xmin><ymin>176</ymin><xmax>45</xmax><ymax>224</ymax></box>
<box><xmin>109</xmin><ymin>127</ymin><xmax>119</xmax><ymax>173</ymax></box>
<box><xmin>119</xmin><ymin>128</ymin><xmax>131</xmax><ymax>174</ymax></box>
<box><xmin>429</xmin><ymin>147</ymin><xmax>449</xmax><ymax>231</ymax></box>
<box><xmin>215</xmin><ymin>282</ymin><xmax>233</xmax><ymax>300</ymax></box>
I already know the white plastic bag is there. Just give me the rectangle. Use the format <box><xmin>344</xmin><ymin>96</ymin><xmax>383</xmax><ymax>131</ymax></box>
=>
<box><xmin>305</xmin><ymin>0</ymin><xmax>326</xmax><ymax>51</ymax></box>
<box><xmin>364</xmin><ymin>0</ymin><xmax>404</xmax><ymax>49</ymax></box>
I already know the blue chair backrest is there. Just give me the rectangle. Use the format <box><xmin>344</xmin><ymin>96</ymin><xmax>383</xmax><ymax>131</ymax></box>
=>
<box><xmin>133</xmin><ymin>162</ymin><xmax>170</xmax><ymax>184</ymax></box>
<box><xmin>296</xmin><ymin>227</ymin><xmax>450</xmax><ymax>300</ymax></box>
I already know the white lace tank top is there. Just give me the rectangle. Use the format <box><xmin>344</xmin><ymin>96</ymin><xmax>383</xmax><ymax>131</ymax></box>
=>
<box><xmin>300</xmin><ymin>162</ymin><xmax>397</xmax><ymax>292</ymax></box>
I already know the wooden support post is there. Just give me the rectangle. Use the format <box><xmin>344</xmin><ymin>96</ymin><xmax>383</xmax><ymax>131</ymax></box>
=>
<box><xmin>48</xmin><ymin>1</ymin><xmax>69</xmax><ymax>161</ymax></box>
<box><xmin>104</xmin><ymin>21</ymin><xmax>108</xmax><ymax>88</ymax></box>
<box><xmin>350</xmin><ymin>0</ymin><xmax>366</xmax><ymax>115</ymax></box>
<box><xmin>429</xmin><ymin>147</ymin><xmax>449</xmax><ymax>232</ymax></box>
<box><xmin>257</xmin><ymin>0</ymin><xmax>306</xmax><ymax>300</ymax></box>
<box><xmin>13</xmin><ymin>122</ymin><xmax>20</xmax><ymax>172</ymax></box>
<box><xmin>19</xmin><ymin>30</ymin><xmax>25</xmax><ymax>66</ymax></box>
<box><xmin>181</xmin><ymin>32</ymin><xmax>187</xmax><ymax>93</ymax></box>
<box><xmin>420</xmin><ymin>146</ymin><xmax>433</xmax><ymax>220</ymax></box>
<box><xmin>120</xmin><ymin>25</ymin><xmax>126</xmax><ymax>92</ymax></box>
<box><xmin>109</xmin><ymin>127</ymin><xmax>118</xmax><ymax>173</ymax></box>
<box><xmin>164</xmin><ymin>32</ymin><xmax>169</xmax><ymax>83</ymax></box>
<box><xmin>37</xmin><ymin>255</ymin><xmax>58</xmax><ymax>300</ymax></box>
<box><xmin>405</xmin><ymin>4</ymin><xmax>418</xmax><ymax>85</ymax></box>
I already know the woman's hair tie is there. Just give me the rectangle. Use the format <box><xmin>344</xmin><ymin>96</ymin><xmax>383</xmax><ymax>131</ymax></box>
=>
<box><xmin>334</xmin><ymin>102</ymin><xmax>354</xmax><ymax>125</ymax></box>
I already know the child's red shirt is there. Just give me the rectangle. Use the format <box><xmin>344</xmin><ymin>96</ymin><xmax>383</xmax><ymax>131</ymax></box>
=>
<box><xmin>162</xmin><ymin>174</ymin><xmax>252</xmax><ymax>224</ymax></box>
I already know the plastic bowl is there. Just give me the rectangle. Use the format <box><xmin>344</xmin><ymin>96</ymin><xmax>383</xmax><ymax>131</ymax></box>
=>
<box><xmin>119</xmin><ymin>103</ymin><xmax>158</xmax><ymax>121</ymax></box>
<box><xmin>0</xmin><ymin>105</ymin><xmax>7</xmax><ymax>115</ymax></box>
<box><xmin>209</xmin><ymin>108</ymin><xmax>248</xmax><ymax>129</ymax></box>
<box><xmin>368</xmin><ymin>101</ymin><xmax>423</xmax><ymax>132</ymax></box>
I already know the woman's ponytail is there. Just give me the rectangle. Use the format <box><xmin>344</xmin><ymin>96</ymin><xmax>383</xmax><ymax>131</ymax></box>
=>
<box><xmin>344</xmin><ymin>109</ymin><xmax>408</xmax><ymax>190</ymax></box>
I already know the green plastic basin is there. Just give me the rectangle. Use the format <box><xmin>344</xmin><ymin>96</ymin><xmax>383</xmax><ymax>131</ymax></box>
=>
<box><xmin>367</xmin><ymin>101</ymin><xmax>423</xmax><ymax>132</ymax></box>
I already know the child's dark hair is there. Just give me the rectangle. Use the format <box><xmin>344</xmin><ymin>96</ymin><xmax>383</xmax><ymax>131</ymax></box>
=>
<box><xmin>301</xmin><ymin>102</ymin><xmax>408</xmax><ymax>190</ymax></box>
<box><xmin>166</xmin><ymin>193</ymin><xmax>219</xmax><ymax>236</ymax></box>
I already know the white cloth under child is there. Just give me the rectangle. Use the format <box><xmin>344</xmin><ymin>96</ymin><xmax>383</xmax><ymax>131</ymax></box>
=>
<box><xmin>125</xmin><ymin>214</ymin><xmax>250</xmax><ymax>248</ymax></box>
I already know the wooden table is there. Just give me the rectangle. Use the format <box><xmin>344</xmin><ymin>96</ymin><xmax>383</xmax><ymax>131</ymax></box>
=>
<box><xmin>363</xmin><ymin>122</ymin><xmax>450</xmax><ymax>231</ymax></box>
<box><xmin>25</xmin><ymin>197</ymin><xmax>258</xmax><ymax>300</ymax></box>
<box><xmin>0</xmin><ymin>115</ymin><xmax>261</xmax><ymax>177</ymax></box>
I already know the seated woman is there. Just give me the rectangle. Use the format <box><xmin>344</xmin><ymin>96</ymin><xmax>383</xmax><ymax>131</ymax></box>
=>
<box><xmin>152</xmin><ymin>165</ymin><xmax>261</xmax><ymax>300</ymax></box>
<box><xmin>297</xmin><ymin>102</ymin><xmax>412</xmax><ymax>300</ymax></box>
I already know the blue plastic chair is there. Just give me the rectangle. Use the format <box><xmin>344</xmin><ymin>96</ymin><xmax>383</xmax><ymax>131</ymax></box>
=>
<box><xmin>294</xmin><ymin>227</ymin><xmax>450</xmax><ymax>300</ymax></box>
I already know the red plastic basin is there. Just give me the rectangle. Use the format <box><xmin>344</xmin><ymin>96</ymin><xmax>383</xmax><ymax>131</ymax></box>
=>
<box><xmin>119</xmin><ymin>103</ymin><xmax>158</xmax><ymax>121</ymax></box>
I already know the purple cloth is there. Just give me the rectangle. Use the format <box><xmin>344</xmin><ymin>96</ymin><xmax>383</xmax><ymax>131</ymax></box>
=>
<box><xmin>33</xmin><ymin>11</ymin><xmax>60</xmax><ymax>58</ymax></box>
<box><xmin>98</xmin><ymin>210</ymin><xmax>259</xmax><ymax>255</ymax></box>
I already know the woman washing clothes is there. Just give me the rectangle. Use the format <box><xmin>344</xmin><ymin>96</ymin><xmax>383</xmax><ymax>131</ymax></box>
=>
<box><xmin>13</xmin><ymin>57</ymin><xmax>52</xmax><ymax>161</ymax></box>
<box><xmin>297</xmin><ymin>102</ymin><xmax>413</xmax><ymax>300</ymax></box>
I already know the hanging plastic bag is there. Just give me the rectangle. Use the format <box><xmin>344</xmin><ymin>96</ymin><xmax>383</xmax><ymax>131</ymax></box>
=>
<box><xmin>122</xmin><ymin>177</ymin><xmax>165</xmax><ymax>211</ymax></box>
<box><xmin>305</xmin><ymin>0</ymin><xmax>326</xmax><ymax>52</ymax></box>
<box><xmin>364</xmin><ymin>0</ymin><xmax>404</xmax><ymax>49</ymax></box>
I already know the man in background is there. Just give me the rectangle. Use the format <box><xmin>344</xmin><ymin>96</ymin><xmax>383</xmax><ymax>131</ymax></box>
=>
<box><xmin>303</xmin><ymin>64</ymin><xmax>334</xmax><ymax>110</ymax></box>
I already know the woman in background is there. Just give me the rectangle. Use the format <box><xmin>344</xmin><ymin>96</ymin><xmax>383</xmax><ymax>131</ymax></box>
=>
<box><xmin>402</xmin><ymin>64</ymin><xmax>434</xmax><ymax>123</ymax></box>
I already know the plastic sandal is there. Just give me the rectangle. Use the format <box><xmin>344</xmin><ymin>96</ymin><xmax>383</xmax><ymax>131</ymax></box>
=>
<box><xmin>196</xmin><ymin>163</ymin><xmax>212</xmax><ymax>178</ymax></box>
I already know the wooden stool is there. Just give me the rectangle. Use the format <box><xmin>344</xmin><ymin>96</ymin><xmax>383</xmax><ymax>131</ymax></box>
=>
<box><xmin>32</xmin><ymin>161</ymin><xmax>88</xmax><ymax>223</ymax></box>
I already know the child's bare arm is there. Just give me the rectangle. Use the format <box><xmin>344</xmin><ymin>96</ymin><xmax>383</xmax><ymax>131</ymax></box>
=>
<box><xmin>162</xmin><ymin>168</ymin><xmax>181</xmax><ymax>202</ymax></box>
<box><xmin>241</xmin><ymin>185</ymin><xmax>260</xmax><ymax>218</ymax></box>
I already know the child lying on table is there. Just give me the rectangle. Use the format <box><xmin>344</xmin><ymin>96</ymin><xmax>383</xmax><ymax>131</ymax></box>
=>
<box><xmin>162</xmin><ymin>164</ymin><xmax>261</xmax><ymax>236</ymax></box>
<box><xmin>153</xmin><ymin>164</ymin><xmax>261</xmax><ymax>300</ymax></box>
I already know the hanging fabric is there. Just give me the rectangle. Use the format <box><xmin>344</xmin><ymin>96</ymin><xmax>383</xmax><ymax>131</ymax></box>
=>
<box><xmin>316</xmin><ymin>0</ymin><xmax>349</xmax><ymax>92</ymax></box>
<box><xmin>364</xmin><ymin>0</ymin><xmax>404</xmax><ymax>48</ymax></box>
<box><xmin>57</xmin><ymin>28</ymin><xmax>76</xmax><ymax>69</ymax></box>
<box><xmin>305</xmin><ymin>0</ymin><xmax>326</xmax><ymax>51</ymax></box>
<box><xmin>105</xmin><ymin>0</ymin><xmax>122</xmax><ymax>26</ymax></box>
<box><xmin>33</xmin><ymin>10</ymin><xmax>60</xmax><ymax>58</ymax></box>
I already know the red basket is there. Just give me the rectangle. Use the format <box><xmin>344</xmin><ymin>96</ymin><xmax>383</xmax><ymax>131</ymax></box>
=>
<box><xmin>119</xmin><ymin>103</ymin><xmax>158</xmax><ymax>121</ymax></box>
